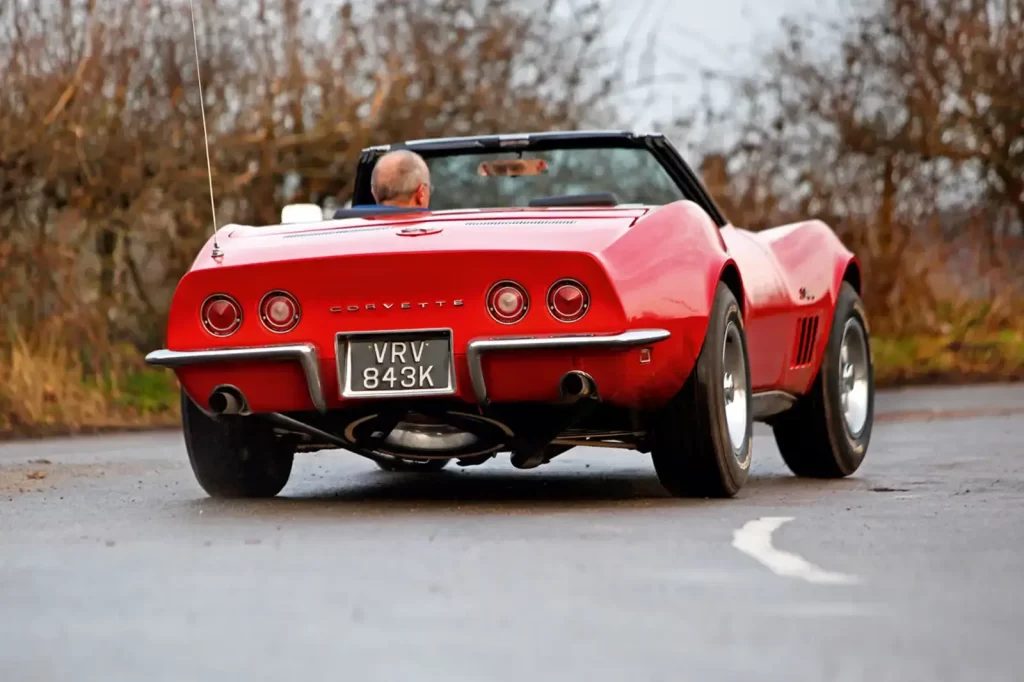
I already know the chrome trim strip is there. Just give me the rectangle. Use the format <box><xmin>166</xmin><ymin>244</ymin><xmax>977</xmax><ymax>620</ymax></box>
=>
<box><xmin>751</xmin><ymin>390</ymin><xmax>798</xmax><ymax>421</ymax></box>
<box><xmin>465</xmin><ymin>328</ymin><xmax>671</xmax><ymax>405</ymax></box>
<box><xmin>144</xmin><ymin>344</ymin><xmax>327</xmax><ymax>414</ymax></box>
<box><xmin>334</xmin><ymin>328</ymin><xmax>458</xmax><ymax>400</ymax></box>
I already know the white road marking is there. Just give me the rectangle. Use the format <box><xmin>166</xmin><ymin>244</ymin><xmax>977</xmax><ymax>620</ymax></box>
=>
<box><xmin>732</xmin><ymin>516</ymin><xmax>860</xmax><ymax>585</ymax></box>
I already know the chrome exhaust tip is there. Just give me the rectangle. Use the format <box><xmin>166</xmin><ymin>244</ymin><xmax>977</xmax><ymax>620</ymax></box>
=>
<box><xmin>209</xmin><ymin>386</ymin><xmax>247</xmax><ymax>416</ymax></box>
<box><xmin>559</xmin><ymin>370</ymin><xmax>597</xmax><ymax>403</ymax></box>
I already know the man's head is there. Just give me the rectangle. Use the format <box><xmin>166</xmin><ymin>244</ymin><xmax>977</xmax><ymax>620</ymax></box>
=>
<box><xmin>370</xmin><ymin>150</ymin><xmax>431</xmax><ymax>208</ymax></box>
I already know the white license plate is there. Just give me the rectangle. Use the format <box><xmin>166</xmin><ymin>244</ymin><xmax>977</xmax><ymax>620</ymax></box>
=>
<box><xmin>339</xmin><ymin>331</ymin><xmax>455</xmax><ymax>398</ymax></box>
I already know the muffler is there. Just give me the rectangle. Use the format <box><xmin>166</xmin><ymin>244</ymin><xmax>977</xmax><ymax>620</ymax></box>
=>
<box><xmin>209</xmin><ymin>386</ymin><xmax>247</xmax><ymax>416</ymax></box>
<box><xmin>559</xmin><ymin>370</ymin><xmax>597</xmax><ymax>403</ymax></box>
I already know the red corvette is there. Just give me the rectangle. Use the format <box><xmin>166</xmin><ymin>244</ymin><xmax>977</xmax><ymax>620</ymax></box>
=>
<box><xmin>146</xmin><ymin>131</ymin><xmax>874</xmax><ymax>499</ymax></box>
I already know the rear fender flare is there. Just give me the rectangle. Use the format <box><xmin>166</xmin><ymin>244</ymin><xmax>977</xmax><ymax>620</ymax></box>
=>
<box><xmin>716</xmin><ymin>259</ymin><xmax>746</xmax><ymax>318</ymax></box>
<box><xmin>599</xmin><ymin>201</ymin><xmax>739</xmax><ymax>394</ymax></box>
<box><xmin>832</xmin><ymin>254</ymin><xmax>866</xmax><ymax>330</ymax></box>
<box><xmin>606</xmin><ymin>200</ymin><xmax>736</xmax><ymax>317</ymax></box>
<box><xmin>684</xmin><ymin>258</ymin><xmax>744</xmax><ymax>364</ymax></box>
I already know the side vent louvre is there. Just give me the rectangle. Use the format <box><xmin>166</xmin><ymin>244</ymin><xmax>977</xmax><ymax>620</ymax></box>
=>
<box><xmin>792</xmin><ymin>316</ymin><xmax>819</xmax><ymax>367</ymax></box>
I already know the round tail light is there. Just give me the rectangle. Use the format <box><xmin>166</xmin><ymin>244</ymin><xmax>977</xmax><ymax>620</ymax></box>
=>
<box><xmin>259</xmin><ymin>291</ymin><xmax>301</xmax><ymax>333</ymax></box>
<box><xmin>201</xmin><ymin>294</ymin><xmax>242</xmax><ymax>336</ymax></box>
<box><xmin>486</xmin><ymin>281</ymin><xmax>529</xmax><ymax>324</ymax></box>
<box><xmin>547</xmin><ymin>279</ymin><xmax>589</xmax><ymax>322</ymax></box>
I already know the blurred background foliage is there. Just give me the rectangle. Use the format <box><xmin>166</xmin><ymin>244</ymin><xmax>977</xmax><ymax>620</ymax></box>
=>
<box><xmin>1</xmin><ymin>0</ymin><xmax>1021</xmax><ymax>437</ymax></box>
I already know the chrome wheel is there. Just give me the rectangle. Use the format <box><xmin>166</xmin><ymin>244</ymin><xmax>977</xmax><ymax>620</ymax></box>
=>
<box><xmin>839</xmin><ymin>318</ymin><xmax>870</xmax><ymax>437</ymax></box>
<box><xmin>722</xmin><ymin>320</ymin><xmax>749</xmax><ymax>456</ymax></box>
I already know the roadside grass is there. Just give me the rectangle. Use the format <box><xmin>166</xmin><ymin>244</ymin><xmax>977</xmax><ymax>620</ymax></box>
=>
<box><xmin>0</xmin><ymin>330</ymin><xmax>1020</xmax><ymax>441</ymax></box>
<box><xmin>872</xmin><ymin>330</ymin><xmax>1024</xmax><ymax>385</ymax></box>
<box><xmin>0</xmin><ymin>334</ymin><xmax>180</xmax><ymax>440</ymax></box>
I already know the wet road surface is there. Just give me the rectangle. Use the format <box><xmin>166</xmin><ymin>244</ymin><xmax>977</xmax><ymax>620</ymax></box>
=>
<box><xmin>2</xmin><ymin>384</ymin><xmax>1023</xmax><ymax>681</ymax></box>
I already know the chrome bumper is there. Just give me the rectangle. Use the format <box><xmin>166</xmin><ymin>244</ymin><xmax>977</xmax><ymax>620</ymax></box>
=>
<box><xmin>466</xmin><ymin>329</ymin><xmax>671</xmax><ymax>405</ymax></box>
<box><xmin>145</xmin><ymin>344</ymin><xmax>328</xmax><ymax>413</ymax></box>
<box><xmin>145</xmin><ymin>329</ymin><xmax>671</xmax><ymax>411</ymax></box>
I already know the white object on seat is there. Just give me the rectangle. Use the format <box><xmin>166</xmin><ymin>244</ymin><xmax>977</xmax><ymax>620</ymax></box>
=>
<box><xmin>280</xmin><ymin>203</ymin><xmax>325</xmax><ymax>224</ymax></box>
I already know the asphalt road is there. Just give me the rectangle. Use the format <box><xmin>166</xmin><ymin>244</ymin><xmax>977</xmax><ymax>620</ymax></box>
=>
<box><xmin>2</xmin><ymin>384</ymin><xmax>1023</xmax><ymax>682</ymax></box>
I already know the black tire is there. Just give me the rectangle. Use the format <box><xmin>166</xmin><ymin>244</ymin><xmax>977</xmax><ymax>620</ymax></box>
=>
<box><xmin>650</xmin><ymin>282</ymin><xmax>753</xmax><ymax>498</ymax></box>
<box><xmin>375</xmin><ymin>457</ymin><xmax>450</xmax><ymax>473</ymax></box>
<box><xmin>772</xmin><ymin>281</ymin><xmax>874</xmax><ymax>478</ymax></box>
<box><xmin>181</xmin><ymin>390</ymin><xmax>295</xmax><ymax>498</ymax></box>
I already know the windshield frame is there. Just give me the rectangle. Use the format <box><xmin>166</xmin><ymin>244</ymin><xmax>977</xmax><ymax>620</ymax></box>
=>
<box><xmin>352</xmin><ymin>132</ymin><xmax>728</xmax><ymax>227</ymax></box>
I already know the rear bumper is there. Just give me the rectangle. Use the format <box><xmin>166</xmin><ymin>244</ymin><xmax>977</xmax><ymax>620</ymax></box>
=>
<box><xmin>466</xmin><ymin>329</ymin><xmax>669</xmax><ymax>405</ymax></box>
<box><xmin>145</xmin><ymin>344</ymin><xmax>328</xmax><ymax>413</ymax></box>
<box><xmin>146</xmin><ymin>329</ymin><xmax>671</xmax><ymax>413</ymax></box>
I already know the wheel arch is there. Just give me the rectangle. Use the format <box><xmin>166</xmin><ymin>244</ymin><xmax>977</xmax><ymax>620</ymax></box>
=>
<box><xmin>718</xmin><ymin>260</ymin><xmax>745</xmax><ymax>318</ymax></box>
<box><xmin>840</xmin><ymin>256</ymin><xmax>862</xmax><ymax>297</ymax></box>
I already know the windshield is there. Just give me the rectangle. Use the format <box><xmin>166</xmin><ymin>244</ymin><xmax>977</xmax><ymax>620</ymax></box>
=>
<box><xmin>417</xmin><ymin>146</ymin><xmax>686</xmax><ymax>210</ymax></box>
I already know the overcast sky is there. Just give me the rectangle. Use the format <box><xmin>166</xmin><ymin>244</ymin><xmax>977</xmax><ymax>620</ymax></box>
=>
<box><xmin>605</xmin><ymin>0</ymin><xmax>819</xmax><ymax>128</ymax></box>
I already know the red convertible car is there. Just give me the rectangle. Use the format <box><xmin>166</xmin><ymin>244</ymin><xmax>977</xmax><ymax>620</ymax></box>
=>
<box><xmin>146</xmin><ymin>131</ymin><xmax>874</xmax><ymax>499</ymax></box>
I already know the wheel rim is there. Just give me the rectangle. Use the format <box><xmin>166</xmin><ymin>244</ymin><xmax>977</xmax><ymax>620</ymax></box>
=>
<box><xmin>839</xmin><ymin>318</ymin><xmax>870</xmax><ymax>437</ymax></box>
<box><xmin>722</xmin><ymin>320</ymin><xmax>749</xmax><ymax>457</ymax></box>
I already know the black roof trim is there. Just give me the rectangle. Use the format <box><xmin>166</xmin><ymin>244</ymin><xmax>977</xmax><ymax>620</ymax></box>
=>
<box><xmin>363</xmin><ymin>130</ymin><xmax>663</xmax><ymax>154</ymax></box>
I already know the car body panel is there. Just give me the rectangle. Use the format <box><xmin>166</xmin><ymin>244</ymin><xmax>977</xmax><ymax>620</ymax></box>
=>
<box><xmin>723</xmin><ymin>220</ymin><xmax>858</xmax><ymax>395</ymax></box>
<box><xmin>151</xmin><ymin>132</ymin><xmax>859</xmax><ymax>421</ymax></box>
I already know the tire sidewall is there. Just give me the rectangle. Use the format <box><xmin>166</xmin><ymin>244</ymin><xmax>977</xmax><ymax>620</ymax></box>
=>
<box><xmin>821</xmin><ymin>283</ymin><xmax>874</xmax><ymax>473</ymax></box>
<box><xmin>180</xmin><ymin>389</ymin><xmax>294</xmax><ymax>497</ymax></box>
<box><xmin>704</xmin><ymin>285</ymin><xmax>753</xmax><ymax>489</ymax></box>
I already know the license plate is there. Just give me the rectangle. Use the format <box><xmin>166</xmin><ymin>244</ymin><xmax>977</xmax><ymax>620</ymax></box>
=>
<box><xmin>338</xmin><ymin>331</ymin><xmax>455</xmax><ymax>398</ymax></box>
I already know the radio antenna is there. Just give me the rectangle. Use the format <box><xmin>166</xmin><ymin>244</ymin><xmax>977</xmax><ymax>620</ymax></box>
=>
<box><xmin>187</xmin><ymin>0</ymin><xmax>223</xmax><ymax>259</ymax></box>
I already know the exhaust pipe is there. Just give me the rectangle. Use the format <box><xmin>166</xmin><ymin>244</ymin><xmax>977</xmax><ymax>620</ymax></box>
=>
<box><xmin>264</xmin><ymin>413</ymin><xmax>391</xmax><ymax>466</ymax></box>
<box><xmin>209</xmin><ymin>386</ymin><xmax>246</xmax><ymax>416</ymax></box>
<box><xmin>559</xmin><ymin>370</ymin><xmax>597</xmax><ymax>403</ymax></box>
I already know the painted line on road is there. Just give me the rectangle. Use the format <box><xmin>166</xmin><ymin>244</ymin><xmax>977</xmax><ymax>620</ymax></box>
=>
<box><xmin>732</xmin><ymin>517</ymin><xmax>860</xmax><ymax>585</ymax></box>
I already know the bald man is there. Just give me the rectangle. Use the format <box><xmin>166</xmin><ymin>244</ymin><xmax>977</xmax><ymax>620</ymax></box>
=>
<box><xmin>370</xmin><ymin>149</ymin><xmax>432</xmax><ymax>209</ymax></box>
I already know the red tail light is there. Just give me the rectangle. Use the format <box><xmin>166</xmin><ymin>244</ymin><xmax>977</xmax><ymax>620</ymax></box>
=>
<box><xmin>486</xmin><ymin>281</ymin><xmax>529</xmax><ymax>324</ymax></box>
<box><xmin>259</xmin><ymin>291</ymin><xmax>301</xmax><ymax>333</ymax></box>
<box><xmin>201</xmin><ymin>294</ymin><xmax>242</xmax><ymax>336</ymax></box>
<box><xmin>547</xmin><ymin>279</ymin><xmax>589</xmax><ymax>322</ymax></box>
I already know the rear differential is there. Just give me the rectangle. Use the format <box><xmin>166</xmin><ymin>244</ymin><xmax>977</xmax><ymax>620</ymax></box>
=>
<box><xmin>342</xmin><ymin>410</ymin><xmax>513</xmax><ymax>460</ymax></box>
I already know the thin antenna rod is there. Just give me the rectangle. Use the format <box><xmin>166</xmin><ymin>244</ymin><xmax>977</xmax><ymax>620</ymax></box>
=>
<box><xmin>187</xmin><ymin>0</ymin><xmax>222</xmax><ymax>259</ymax></box>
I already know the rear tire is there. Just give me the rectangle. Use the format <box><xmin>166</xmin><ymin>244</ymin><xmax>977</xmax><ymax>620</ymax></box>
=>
<box><xmin>650</xmin><ymin>282</ymin><xmax>752</xmax><ymax>498</ymax></box>
<box><xmin>772</xmin><ymin>281</ymin><xmax>874</xmax><ymax>478</ymax></box>
<box><xmin>181</xmin><ymin>390</ymin><xmax>295</xmax><ymax>498</ymax></box>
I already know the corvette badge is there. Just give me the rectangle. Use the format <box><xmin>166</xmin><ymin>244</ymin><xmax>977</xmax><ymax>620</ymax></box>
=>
<box><xmin>330</xmin><ymin>300</ymin><xmax>464</xmax><ymax>313</ymax></box>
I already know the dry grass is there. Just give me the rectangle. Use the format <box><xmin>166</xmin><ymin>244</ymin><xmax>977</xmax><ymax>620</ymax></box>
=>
<box><xmin>0</xmin><ymin>328</ymin><xmax>179</xmax><ymax>440</ymax></box>
<box><xmin>873</xmin><ymin>331</ymin><xmax>1024</xmax><ymax>386</ymax></box>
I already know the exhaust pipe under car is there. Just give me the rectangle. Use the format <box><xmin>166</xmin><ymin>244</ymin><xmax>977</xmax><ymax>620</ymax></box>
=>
<box><xmin>209</xmin><ymin>386</ymin><xmax>247</xmax><ymax>416</ymax></box>
<box><xmin>559</xmin><ymin>370</ymin><xmax>597</xmax><ymax>403</ymax></box>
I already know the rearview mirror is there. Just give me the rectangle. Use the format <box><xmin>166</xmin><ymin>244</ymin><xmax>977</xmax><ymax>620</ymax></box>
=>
<box><xmin>281</xmin><ymin>203</ymin><xmax>325</xmax><ymax>224</ymax></box>
<box><xmin>478</xmin><ymin>158</ymin><xmax>548</xmax><ymax>177</ymax></box>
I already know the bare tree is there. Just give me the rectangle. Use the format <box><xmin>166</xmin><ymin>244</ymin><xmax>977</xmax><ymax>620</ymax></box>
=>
<box><xmin>0</xmin><ymin>0</ymin><xmax>620</xmax><ymax>350</ymax></box>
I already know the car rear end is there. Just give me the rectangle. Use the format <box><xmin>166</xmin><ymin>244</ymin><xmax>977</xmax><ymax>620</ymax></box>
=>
<box><xmin>163</xmin><ymin>254</ymin><xmax>674</xmax><ymax>414</ymax></box>
<box><xmin>149</xmin><ymin>211</ymin><xmax>685</xmax><ymax>417</ymax></box>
